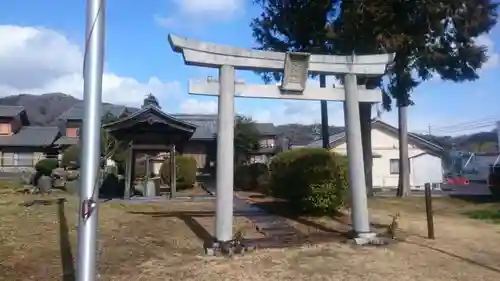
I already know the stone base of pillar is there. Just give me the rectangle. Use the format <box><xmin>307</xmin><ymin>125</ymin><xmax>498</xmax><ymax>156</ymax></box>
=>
<box><xmin>203</xmin><ymin>239</ymin><xmax>257</xmax><ymax>256</ymax></box>
<box><xmin>351</xmin><ymin>232</ymin><xmax>390</xmax><ymax>246</ymax></box>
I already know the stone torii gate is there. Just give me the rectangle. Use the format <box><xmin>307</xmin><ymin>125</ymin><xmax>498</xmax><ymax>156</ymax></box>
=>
<box><xmin>169</xmin><ymin>34</ymin><xmax>394</xmax><ymax>245</ymax></box>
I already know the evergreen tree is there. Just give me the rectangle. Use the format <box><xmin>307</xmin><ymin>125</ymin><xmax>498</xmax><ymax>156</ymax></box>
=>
<box><xmin>251</xmin><ymin>0</ymin><xmax>498</xmax><ymax>196</ymax></box>
<box><xmin>234</xmin><ymin>115</ymin><xmax>261</xmax><ymax>165</ymax></box>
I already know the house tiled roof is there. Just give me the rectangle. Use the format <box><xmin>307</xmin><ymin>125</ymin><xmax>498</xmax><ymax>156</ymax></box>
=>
<box><xmin>103</xmin><ymin>106</ymin><xmax>197</xmax><ymax>137</ymax></box>
<box><xmin>59</xmin><ymin>105</ymin><xmax>278</xmax><ymax>140</ymax></box>
<box><xmin>171</xmin><ymin>114</ymin><xmax>278</xmax><ymax>139</ymax></box>
<box><xmin>172</xmin><ymin>114</ymin><xmax>217</xmax><ymax>139</ymax></box>
<box><xmin>306</xmin><ymin>127</ymin><xmax>346</xmax><ymax>148</ymax></box>
<box><xmin>306</xmin><ymin>120</ymin><xmax>444</xmax><ymax>154</ymax></box>
<box><xmin>0</xmin><ymin>127</ymin><xmax>60</xmax><ymax>147</ymax></box>
<box><xmin>0</xmin><ymin>105</ymin><xmax>26</xmax><ymax>118</ymax></box>
<box><xmin>54</xmin><ymin>136</ymin><xmax>79</xmax><ymax>146</ymax></box>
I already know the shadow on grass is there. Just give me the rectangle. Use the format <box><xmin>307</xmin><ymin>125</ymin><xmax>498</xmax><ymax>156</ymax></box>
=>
<box><xmin>403</xmin><ymin>239</ymin><xmax>500</xmax><ymax>274</ymax></box>
<box><xmin>22</xmin><ymin>198</ymin><xmax>76</xmax><ymax>280</ymax></box>
<box><xmin>129</xmin><ymin>203</ymin><xmax>350</xmax><ymax>248</ymax></box>
<box><xmin>248</xmin><ymin>201</ymin><xmax>351</xmax><ymax>237</ymax></box>
<box><xmin>57</xmin><ymin>198</ymin><xmax>75</xmax><ymax>281</ymax></box>
<box><xmin>449</xmin><ymin>195</ymin><xmax>499</xmax><ymax>204</ymax></box>
<box><xmin>128</xmin><ymin>211</ymin><xmax>218</xmax><ymax>243</ymax></box>
<box><xmin>178</xmin><ymin>215</ymin><xmax>214</xmax><ymax>242</ymax></box>
<box><xmin>245</xmin><ymin>195</ymin><xmax>500</xmax><ymax>272</ymax></box>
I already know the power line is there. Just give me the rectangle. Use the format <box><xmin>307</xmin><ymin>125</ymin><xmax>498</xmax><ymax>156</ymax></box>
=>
<box><xmin>430</xmin><ymin>123</ymin><xmax>496</xmax><ymax>134</ymax></box>
<box><xmin>429</xmin><ymin>117</ymin><xmax>500</xmax><ymax>131</ymax></box>
<box><xmin>413</xmin><ymin>116</ymin><xmax>500</xmax><ymax>135</ymax></box>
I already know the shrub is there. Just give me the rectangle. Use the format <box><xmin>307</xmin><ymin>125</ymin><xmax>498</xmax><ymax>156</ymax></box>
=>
<box><xmin>269</xmin><ymin>148</ymin><xmax>348</xmax><ymax>214</ymax></box>
<box><xmin>160</xmin><ymin>155</ymin><xmax>197</xmax><ymax>189</ymax></box>
<box><xmin>234</xmin><ymin>163</ymin><xmax>269</xmax><ymax>191</ymax></box>
<box><xmin>234</xmin><ymin>165</ymin><xmax>252</xmax><ymax>190</ymax></box>
<box><xmin>61</xmin><ymin>145</ymin><xmax>80</xmax><ymax>168</ymax></box>
<box><xmin>35</xmin><ymin>158</ymin><xmax>59</xmax><ymax>176</ymax></box>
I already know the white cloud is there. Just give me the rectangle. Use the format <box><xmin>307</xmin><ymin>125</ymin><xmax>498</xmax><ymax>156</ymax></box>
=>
<box><xmin>180</xmin><ymin>98</ymin><xmax>218</xmax><ymax>114</ymax></box>
<box><xmin>173</xmin><ymin>0</ymin><xmax>243</xmax><ymax>15</ymax></box>
<box><xmin>155</xmin><ymin>0</ymin><xmax>244</xmax><ymax>28</ymax></box>
<box><xmin>0</xmin><ymin>25</ymin><xmax>180</xmax><ymax>106</ymax></box>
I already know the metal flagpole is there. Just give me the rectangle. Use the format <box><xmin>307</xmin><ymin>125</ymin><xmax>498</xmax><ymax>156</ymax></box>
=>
<box><xmin>76</xmin><ymin>0</ymin><xmax>105</xmax><ymax>281</ymax></box>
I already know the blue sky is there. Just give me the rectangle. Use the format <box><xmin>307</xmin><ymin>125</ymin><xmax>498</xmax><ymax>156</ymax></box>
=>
<box><xmin>0</xmin><ymin>0</ymin><xmax>498</xmax><ymax>136</ymax></box>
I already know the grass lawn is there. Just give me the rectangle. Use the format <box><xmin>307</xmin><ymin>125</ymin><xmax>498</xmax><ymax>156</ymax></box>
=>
<box><xmin>2</xmin><ymin>181</ymin><xmax>500</xmax><ymax>280</ymax></box>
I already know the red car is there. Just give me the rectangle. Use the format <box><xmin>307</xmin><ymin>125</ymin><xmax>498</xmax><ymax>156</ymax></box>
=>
<box><xmin>444</xmin><ymin>176</ymin><xmax>469</xmax><ymax>185</ymax></box>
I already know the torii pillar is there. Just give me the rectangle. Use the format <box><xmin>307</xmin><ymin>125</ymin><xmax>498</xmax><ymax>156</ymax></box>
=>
<box><xmin>169</xmin><ymin>34</ymin><xmax>394</xmax><ymax>245</ymax></box>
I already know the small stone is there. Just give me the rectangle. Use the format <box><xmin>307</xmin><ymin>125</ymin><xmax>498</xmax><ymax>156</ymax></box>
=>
<box><xmin>233</xmin><ymin>244</ymin><xmax>243</xmax><ymax>254</ymax></box>
<box><xmin>205</xmin><ymin>247</ymin><xmax>215</xmax><ymax>256</ymax></box>
<box><xmin>51</xmin><ymin>168</ymin><xmax>66</xmax><ymax>178</ymax></box>
<box><xmin>66</xmin><ymin>170</ymin><xmax>80</xmax><ymax>181</ymax></box>
<box><xmin>36</xmin><ymin>175</ymin><xmax>52</xmax><ymax>194</ymax></box>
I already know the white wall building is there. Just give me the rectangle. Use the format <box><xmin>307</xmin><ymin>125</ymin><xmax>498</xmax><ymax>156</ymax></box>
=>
<box><xmin>306</xmin><ymin>120</ymin><xmax>445</xmax><ymax>190</ymax></box>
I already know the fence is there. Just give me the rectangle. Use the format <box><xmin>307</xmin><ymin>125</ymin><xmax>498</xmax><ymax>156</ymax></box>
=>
<box><xmin>460</xmin><ymin>152</ymin><xmax>500</xmax><ymax>182</ymax></box>
<box><xmin>0</xmin><ymin>154</ymin><xmax>60</xmax><ymax>175</ymax></box>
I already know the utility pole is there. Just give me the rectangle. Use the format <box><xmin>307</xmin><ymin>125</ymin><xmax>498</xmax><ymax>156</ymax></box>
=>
<box><xmin>496</xmin><ymin>121</ymin><xmax>500</xmax><ymax>153</ymax></box>
<box><xmin>76</xmin><ymin>1</ymin><xmax>105</xmax><ymax>281</ymax></box>
<box><xmin>396</xmin><ymin>105</ymin><xmax>411</xmax><ymax>197</ymax></box>
<box><xmin>320</xmin><ymin>75</ymin><xmax>329</xmax><ymax>149</ymax></box>
<box><xmin>428</xmin><ymin>124</ymin><xmax>432</xmax><ymax>135</ymax></box>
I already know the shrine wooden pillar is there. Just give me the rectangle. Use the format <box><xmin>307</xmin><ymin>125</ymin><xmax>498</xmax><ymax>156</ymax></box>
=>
<box><xmin>170</xmin><ymin>144</ymin><xmax>176</xmax><ymax>198</ymax></box>
<box><xmin>124</xmin><ymin>140</ymin><xmax>133</xmax><ymax>199</ymax></box>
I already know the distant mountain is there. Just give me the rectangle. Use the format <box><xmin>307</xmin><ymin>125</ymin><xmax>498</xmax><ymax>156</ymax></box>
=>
<box><xmin>0</xmin><ymin>93</ymin><xmax>497</xmax><ymax>152</ymax></box>
<box><xmin>418</xmin><ymin>131</ymin><xmax>498</xmax><ymax>153</ymax></box>
<box><xmin>0</xmin><ymin>93</ymin><xmax>79</xmax><ymax>125</ymax></box>
<box><xmin>275</xmin><ymin>124</ymin><xmax>342</xmax><ymax>146</ymax></box>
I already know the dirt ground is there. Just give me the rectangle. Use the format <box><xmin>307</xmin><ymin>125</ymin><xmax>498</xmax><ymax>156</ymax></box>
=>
<box><xmin>2</xmin><ymin>183</ymin><xmax>500</xmax><ymax>280</ymax></box>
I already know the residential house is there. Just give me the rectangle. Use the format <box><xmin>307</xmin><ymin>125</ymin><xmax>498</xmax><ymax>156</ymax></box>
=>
<box><xmin>0</xmin><ymin>106</ymin><xmax>61</xmax><ymax>173</ymax></box>
<box><xmin>248</xmin><ymin>122</ymin><xmax>280</xmax><ymax>164</ymax></box>
<box><xmin>307</xmin><ymin>120</ymin><xmax>445</xmax><ymax>190</ymax></box>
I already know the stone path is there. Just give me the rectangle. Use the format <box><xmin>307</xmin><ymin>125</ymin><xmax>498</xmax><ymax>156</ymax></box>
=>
<box><xmin>102</xmin><ymin>195</ymin><xmax>215</xmax><ymax>205</ymax></box>
<box><xmin>203</xmin><ymin>183</ymin><xmax>303</xmax><ymax>241</ymax></box>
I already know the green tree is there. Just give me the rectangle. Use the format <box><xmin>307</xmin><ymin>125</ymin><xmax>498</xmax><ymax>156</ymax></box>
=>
<box><xmin>102</xmin><ymin>111</ymin><xmax>129</xmax><ymax>170</ymax></box>
<box><xmin>251</xmin><ymin>0</ymin><xmax>498</xmax><ymax>197</ymax></box>
<box><xmin>142</xmin><ymin>93</ymin><xmax>161</xmax><ymax>109</ymax></box>
<box><xmin>72</xmin><ymin>111</ymin><xmax>129</xmax><ymax>171</ymax></box>
<box><xmin>98</xmin><ymin>111</ymin><xmax>128</xmax><ymax>167</ymax></box>
<box><xmin>234</xmin><ymin>115</ymin><xmax>261</xmax><ymax>165</ymax></box>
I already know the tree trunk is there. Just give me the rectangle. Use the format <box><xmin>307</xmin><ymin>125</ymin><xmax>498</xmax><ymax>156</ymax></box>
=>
<box><xmin>396</xmin><ymin>105</ymin><xmax>411</xmax><ymax>197</ymax></box>
<box><xmin>320</xmin><ymin>75</ymin><xmax>329</xmax><ymax>149</ymax></box>
<box><xmin>359</xmin><ymin>103</ymin><xmax>374</xmax><ymax>197</ymax></box>
<box><xmin>321</xmin><ymin>101</ymin><xmax>329</xmax><ymax>148</ymax></box>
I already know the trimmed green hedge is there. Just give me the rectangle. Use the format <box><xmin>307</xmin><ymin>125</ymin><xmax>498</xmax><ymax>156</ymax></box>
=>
<box><xmin>61</xmin><ymin>145</ymin><xmax>80</xmax><ymax>168</ymax></box>
<box><xmin>269</xmin><ymin>148</ymin><xmax>348</xmax><ymax>214</ymax></box>
<box><xmin>160</xmin><ymin>155</ymin><xmax>198</xmax><ymax>189</ymax></box>
<box><xmin>234</xmin><ymin>162</ymin><xmax>270</xmax><ymax>192</ymax></box>
<box><xmin>35</xmin><ymin>158</ymin><xmax>59</xmax><ymax>176</ymax></box>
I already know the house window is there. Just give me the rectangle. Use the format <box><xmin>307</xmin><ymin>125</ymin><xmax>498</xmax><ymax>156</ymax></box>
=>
<box><xmin>0</xmin><ymin>123</ymin><xmax>11</xmax><ymax>135</ymax></box>
<box><xmin>16</xmin><ymin>153</ymin><xmax>35</xmax><ymax>167</ymax></box>
<box><xmin>259</xmin><ymin>138</ymin><xmax>275</xmax><ymax>148</ymax></box>
<box><xmin>66</xmin><ymin>127</ymin><xmax>78</xmax><ymax>138</ymax></box>
<box><xmin>1</xmin><ymin>152</ymin><xmax>34</xmax><ymax>167</ymax></box>
<box><xmin>2</xmin><ymin>152</ymin><xmax>14</xmax><ymax>166</ymax></box>
<box><xmin>389</xmin><ymin>158</ymin><xmax>411</xmax><ymax>174</ymax></box>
